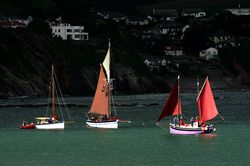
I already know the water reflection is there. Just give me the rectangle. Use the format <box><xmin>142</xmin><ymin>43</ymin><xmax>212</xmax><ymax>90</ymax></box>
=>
<box><xmin>198</xmin><ymin>133</ymin><xmax>218</xmax><ymax>144</ymax></box>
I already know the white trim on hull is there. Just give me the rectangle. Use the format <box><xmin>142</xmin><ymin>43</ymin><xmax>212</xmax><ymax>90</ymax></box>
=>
<box><xmin>86</xmin><ymin>120</ymin><xmax>118</xmax><ymax>129</ymax></box>
<box><xmin>36</xmin><ymin>122</ymin><xmax>64</xmax><ymax>129</ymax></box>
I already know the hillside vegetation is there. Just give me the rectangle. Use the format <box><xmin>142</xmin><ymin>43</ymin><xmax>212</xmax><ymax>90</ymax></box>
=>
<box><xmin>1</xmin><ymin>0</ymin><xmax>250</xmax><ymax>98</ymax></box>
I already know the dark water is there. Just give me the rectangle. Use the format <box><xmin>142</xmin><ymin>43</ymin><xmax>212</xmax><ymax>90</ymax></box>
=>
<box><xmin>0</xmin><ymin>91</ymin><xmax>250</xmax><ymax>166</ymax></box>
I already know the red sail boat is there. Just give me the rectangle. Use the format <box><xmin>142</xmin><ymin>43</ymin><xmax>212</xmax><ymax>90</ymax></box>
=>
<box><xmin>158</xmin><ymin>76</ymin><xmax>223</xmax><ymax>134</ymax></box>
<box><xmin>86</xmin><ymin>41</ymin><xmax>119</xmax><ymax>129</ymax></box>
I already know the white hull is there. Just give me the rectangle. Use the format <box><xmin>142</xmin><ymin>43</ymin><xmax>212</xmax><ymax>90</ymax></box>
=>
<box><xmin>36</xmin><ymin>122</ymin><xmax>64</xmax><ymax>129</ymax></box>
<box><xmin>86</xmin><ymin>120</ymin><xmax>118</xmax><ymax>129</ymax></box>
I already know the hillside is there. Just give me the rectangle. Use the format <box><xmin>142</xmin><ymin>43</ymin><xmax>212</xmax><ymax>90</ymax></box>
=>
<box><xmin>139</xmin><ymin>0</ymin><xmax>250</xmax><ymax>12</ymax></box>
<box><xmin>0</xmin><ymin>21</ymin><xmax>168</xmax><ymax>98</ymax></box>
<box><xmin>1</xmin><ymin>0</ymin><xmax>250</xmax><ymax>98</ymax></box>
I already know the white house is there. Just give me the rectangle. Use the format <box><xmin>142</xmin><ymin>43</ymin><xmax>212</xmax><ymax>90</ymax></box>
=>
<box><xmin>181</xmin><ymin>9</ymin><xmax>206</xmax><ymax>18</ymax></box>
<box><xmin>152</xmin><ymin>8</ymin><xmax>178</xmax><ymax>21</ymax></box>
<box><xmin>144</xmin><ymin>58</ymin><xmax>167</xmax><ymax>71</ymax></box>
<box><xmin>225</xmin><ymin>8</ymin><xmax>250</xmax><ymax>16</ymax></box>
<box><xmin>51</xmin><ymin>23</ymin><xmax>89</xmax><ymax>40</ymax></box>
<box><xmin>0</xmin><ymin>16</ymin><xmax>32</xmax><ymax>28</ymax></box>
<box><xmin>199</xmin><ymin>47</ymin><xmax>218</xmax><ymax>60</ymax></box>
<box><xmin>126</xmin><ymin>17</ymin><xmax>149</xmax><ymax>26</ymax></box>
<box><xmin>209</xmin><ymin>31</ymin><xmax>232</xmax><ymax>44</ymax></box>
<box><xmin>164</xmin><ymin>46</ymin><xmax>183</xmax><ymax>56</ymax></box>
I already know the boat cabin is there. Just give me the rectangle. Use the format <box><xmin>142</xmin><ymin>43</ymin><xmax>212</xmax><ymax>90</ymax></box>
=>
<box><xmin>35</xmin><ymin>117</ymin><xmax>50</xmax><ymax>125</ymax></box>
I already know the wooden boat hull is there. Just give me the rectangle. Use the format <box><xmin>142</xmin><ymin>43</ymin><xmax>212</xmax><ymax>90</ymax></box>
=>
<box><xmin>169</xmin><ymin>124</ymin><xmax>215</xmax><ymax>135</ymax></box>
<box><xmin>86</xmin><ymin>119</ymin><xmax>118</xmax><ymax>129</ymax></box>
<box><xmin>20</xmin><ymin>124</ymin><xmax>35</xmax><ymax>129</ymax></box>
<box><xmin>36</xmin><ymin>122</ymin><xmax>64</xmax><ymax>129</ymax></box>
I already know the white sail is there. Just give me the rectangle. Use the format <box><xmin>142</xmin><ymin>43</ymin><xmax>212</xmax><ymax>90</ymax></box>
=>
<box><xmin>102</xmin><ymin>42</ymin><xmax>111</xmax><ymax>81</ymax></box>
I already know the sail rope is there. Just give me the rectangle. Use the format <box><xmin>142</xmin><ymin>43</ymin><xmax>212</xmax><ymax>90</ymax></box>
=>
<box><xmin>55</xmin><ymin>87</ymin><xmax>64</xmax><ymax>121</ymax></box>
<box><xmin>156</xmin><ymin>122</ymin><xmax>169</xmax><ymax>131</ymax></box>
<box><xmin>54</xmin><ymin>70</ymin><xmax>73</xmax><ymax>122</ymax></box>
<box><xmin>46</xmin><ymin>73</ymin><xmax>52</xmax><ymax>117</ymax></box>
<box><xmin>110</xmin><ymin>91</ymin><xmax>117</xmax><ymax>116</ymax></box>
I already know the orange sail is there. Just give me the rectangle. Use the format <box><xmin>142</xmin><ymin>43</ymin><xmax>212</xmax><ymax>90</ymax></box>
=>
<box><xmin>197</xmin><ymin>78</ymin><xmax>218</xmax><ymax>123</ymax></box>
<box><xmin>158</xmin><ymin>80</ymin><xmax>182</xmax><ymax>121</ymax></box>
<box><xmin>89</xmin><ymin>65</ymin><xmax>109</xmax><ymax>115</ymax></box>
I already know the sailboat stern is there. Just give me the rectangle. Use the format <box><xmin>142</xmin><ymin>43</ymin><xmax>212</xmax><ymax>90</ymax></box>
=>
<box><xmin>86</xmin><ymin>119</ymin><xmax>118</xmax><ymax>129</ymax></box>
<box><xmin>169</xmin><ymin>124</ymin><xmax>216</xmax><ymax>135</ymax></box>
<box><xmin>203</xmin><ymin>124</ymin><xmax>216</xmax><ymax>134</ymax></box>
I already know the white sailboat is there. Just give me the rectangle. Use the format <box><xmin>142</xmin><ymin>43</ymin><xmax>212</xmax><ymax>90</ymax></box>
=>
<box><xmin>36</xmin><ymin>64</ymin><xmax>72</xmax><ymax>129</ymax></box>
<box><xmin>86</xmin><ymin>41</ymin><xmax>119</xmax><ymax>129</ymax></box>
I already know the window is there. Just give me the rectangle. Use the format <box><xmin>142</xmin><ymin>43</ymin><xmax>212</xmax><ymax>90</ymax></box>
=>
<box><xmin>74</xmin><ymin>29</ymin><xmax>80</xmax><ymax>33</ymax></box>
<box><xmin>75</xmin><ymin>34</ymin><xmax>80</xmax><ymax>38</ymax></box>
<box><xmin>67</xmin><ymin>29</ymin><xmax>72</xmax><ymax>32</ymax></box>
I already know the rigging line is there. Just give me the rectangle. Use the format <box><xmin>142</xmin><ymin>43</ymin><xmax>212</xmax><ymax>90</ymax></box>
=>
<box><xmin>55</xmin><ymin>86</ymin><xmax>64</xmax><ymax>121</ymax></box>
<box><xmin>156</xmin><ymin>122</ymin><xmax>169</xmax><ymax>132</ymax></box>
<box><xmin>218</xmin><ymin>113</ymin><xmax>225</xmax><ymax>121</ymax></box>
<box><xmin>110</xmin><ymin>90</ymin><xmax>117</xmax><ymax>116</ymax></box>
<box><xmin>212</xmin><ymin>119</ymin><xmax>224</xmax><ymax>124</ymax></box>
<box><xmin>54</xmin><ymin>69</ymin><xmax>73</xmax><ymax>121</ymax></box>
<box><xmin>46</xmin><ymin>74</ymin><xmax>52</xmax><ymax>117</ymax></box>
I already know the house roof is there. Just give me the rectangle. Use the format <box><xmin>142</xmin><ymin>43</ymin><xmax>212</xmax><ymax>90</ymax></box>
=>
<box><xmin>211</xmin><ymin>30</ymin><xmax>231</xmax><ymax>37</ymax></box>
<box><xmin>0</xmin><ymin>21</ymin><xmax>26</xmax><ymax>28</ymax></box>
<box><xmin>127</xmin><ymin>16</ymin><xmax>148</xmax><ymax>22</ymax></box>
<box><xmin>153</xmin><ymin>9</ymin><xmax>178</xmax><ymax>17</ymax></box>
<box><xmin>182</xmin><ymin>8</ymin><xmax>205</xmax><ymax>14</ymax></box>
<box><xmin>225</xmin><ymin>8</ymin><xmax>250</xmax><ymax>15</ymax></box>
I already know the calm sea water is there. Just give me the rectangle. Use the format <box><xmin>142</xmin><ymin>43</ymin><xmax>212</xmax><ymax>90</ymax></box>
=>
<box><xmin>0</xmin><ymin>91</ymin><xmax>250</xmax><ymax>166</ymax></box>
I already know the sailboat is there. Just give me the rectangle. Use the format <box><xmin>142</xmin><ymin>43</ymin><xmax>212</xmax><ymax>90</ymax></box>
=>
<box><xmin>86</xmin><ymin>41</ymin><xmax>119</xmax><ymax>129</ymax></box>
<box><xmin>35</xmin><ymin>65</ymin><xmax>71</xmax><ymax>129</ymax></box>
<box><xmin>157</xmin><ymin>76</ymin><xmax>223</xmax><ymax>134</ymax></box>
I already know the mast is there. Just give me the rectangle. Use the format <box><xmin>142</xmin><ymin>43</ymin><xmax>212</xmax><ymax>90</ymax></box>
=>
<box><xmin>103</xmin><ymin>40</ymin><xmax>112</xmax><ymax>117</ymax></box>
<box><xmin>51</xmin><ymin>64</ymin><xmax>56</xmax><ymax>116</ymax></box>
<box><xmin>196</xmin><ymin>76</ymin><xmax>200</xmax><ymax>95</ymax></box>
<box><xmin>177</xmin><ymin>75</ymin><xmax>181</xmax><ymax>116</ymax></box>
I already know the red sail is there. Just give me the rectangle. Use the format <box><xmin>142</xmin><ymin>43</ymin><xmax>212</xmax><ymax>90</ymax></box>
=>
<box><xmin>89</xmin><ymin>65</ymin><xmax>109</xmax><ymax>115</ymax></box>
<box><xmin>197</xmin><ymin>78</ymin><xmax>218</xmax><ymax>123</ymax></box>
<box><xmin>158</xmin><ymin>80</ymin><xmax>182</xmax><ymax>121</ymax></box>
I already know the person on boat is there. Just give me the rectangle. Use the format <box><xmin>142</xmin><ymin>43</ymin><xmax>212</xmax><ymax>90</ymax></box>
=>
<box><xmin>103</xmin><ymin>114</ymin><xmax>108</xmax><ymax>121</ymax></box>
<box><xmin>195</xmin><ymin>116</ymin><xmax>199</xmax><ymax>122</ymax></box>
<box><xmin>52</xmin><ymin>114</ymin><xmax>60</xmax><ymax>121</ymax></box>
<box><xmin>97</xmin><ymin>115</ymin><xmax>103</xmax><ymax>122</ymax></box>
<box><xmin>91</xmin><ymin>116</ymin><xmax>95</xmax><ymax>121</ymax></box>
<box><xmin>173</xmin><ymin>117</ymin><xmax>177</xmax><ymax>125</ymax></box>
<box><xmin>179</xmin><ymin>116</ymin><xmax>184</xmax><ymax>126</ymax></box>
<box><xmin>190</xmin><ymin>117</ymin><xmax>194</xmax><ymax>126</ymax></box>
<box><xmin>22</xmin><ymin>121</ymin><xmax>27</xmax><ymax>126</ymax></box>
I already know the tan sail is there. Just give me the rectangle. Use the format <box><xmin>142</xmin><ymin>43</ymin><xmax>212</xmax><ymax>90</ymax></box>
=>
<box><xmin>89</xmin><ymin>65</ymin><xmax>109</xmax><ymax>115</ymax></box>
<box><xmin>102</xmin><ymin>41</ymin><xmax>111</xmax><ymax>81</ymax></box>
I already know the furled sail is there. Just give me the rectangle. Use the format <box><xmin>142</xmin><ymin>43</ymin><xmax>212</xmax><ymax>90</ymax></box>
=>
<box><xmin>197</xmin><ymin>78</ymin><xmax>218</xmax><ymax>123</ymax></box>
<box><xmin>158</xmin><ymin>80</ymin><xmax>182</xmax><ymax>121</ymax></box>
<box><xmin>89</xmin><ymin>65</ymin><xmax>109</xmax><ymax>115</ymax></box>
